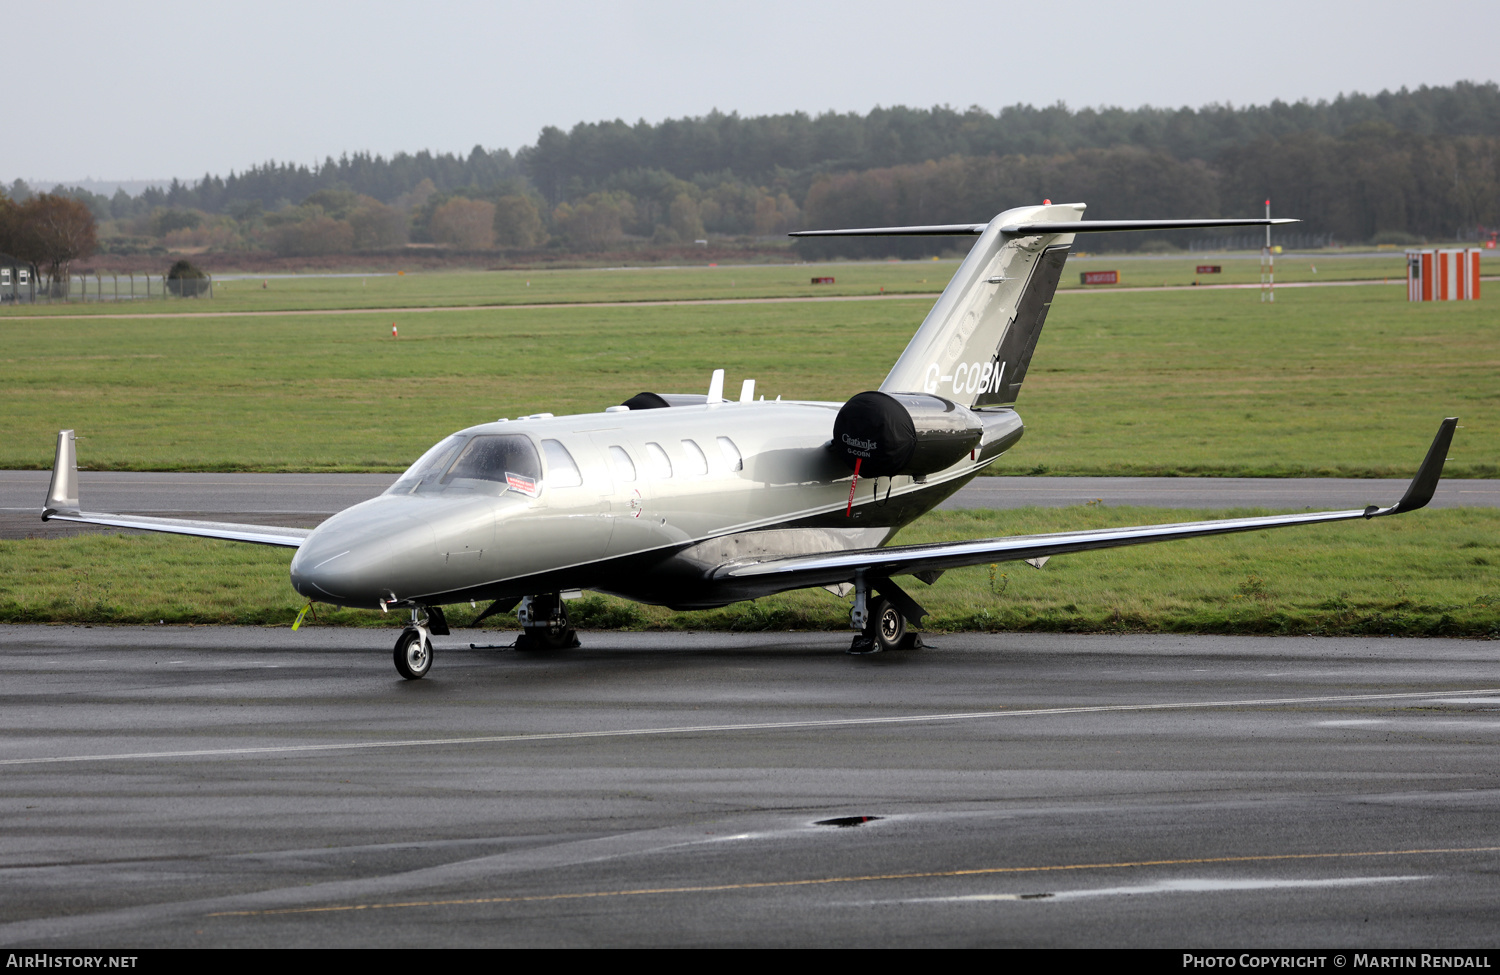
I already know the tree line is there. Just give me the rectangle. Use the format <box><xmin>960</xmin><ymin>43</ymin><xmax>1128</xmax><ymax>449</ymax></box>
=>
<box><xmin>0</xmin><ymin>194</ymin><xmax>96</xmax><ymax>289</ymax></box>
<box><xmin>5</xmin><ymin>81</ymin><xmax>1497</xmax><ymax>261</ymax></box>
<box><xmin>797</xmin><ymin>127</ymin><xmax>1500</xmax><ymax>257</ymax></box>
<box><xmin>518</xmin><ymin>81</ymin><xmax>1500</xmax><ymax>204</ymax></box>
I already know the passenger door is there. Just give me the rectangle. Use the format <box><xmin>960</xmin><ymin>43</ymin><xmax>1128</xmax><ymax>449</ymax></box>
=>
<box><xmin>588</xmin><ymin>433</ymin><xmax>663</xmax><ymax>558</ymax></box>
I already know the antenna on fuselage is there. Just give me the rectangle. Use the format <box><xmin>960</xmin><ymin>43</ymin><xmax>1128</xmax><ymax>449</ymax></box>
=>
<box><xmin>707</xmin><ymin>368</ymin><xmax>725</xmax><ymax>404</ymax></box>
<box><xmin>739</xmin><ymin>379</ymin><xmax>756</xmax><ymax>403</ymax></box>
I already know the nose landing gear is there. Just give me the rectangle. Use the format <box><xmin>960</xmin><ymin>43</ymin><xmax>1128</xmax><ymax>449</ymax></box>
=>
<box><xmin>393</xmin><ymin>606</ymin><xmax>448</xmax><ymax>679</ymax></box>
<box><xmin>394</xmin><ymin>625</ymin><xmax>433</xmax><ymax>679</ymax></box>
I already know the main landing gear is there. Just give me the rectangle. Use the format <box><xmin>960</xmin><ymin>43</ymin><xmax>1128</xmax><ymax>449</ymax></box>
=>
<box><xmin>516</xmin><ymin>593</ymin><xmax>581</xmax><ymax>652</ymax></box>
<box><xmin>849</xmin><ymin>597</ymin><xmax>923</xmax><ymax>653</ymax></box>
<box><xmin>847</xmin><ymin>575</ymin><xmax>924</xmax><ymax>654</ymax></box>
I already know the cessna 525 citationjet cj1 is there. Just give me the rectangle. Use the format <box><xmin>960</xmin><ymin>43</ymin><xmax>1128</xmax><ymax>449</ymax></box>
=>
<box><xmin>42</xmin><ymin>203</ymin><xmax>1456</xmax><ymax>679</ymax></box>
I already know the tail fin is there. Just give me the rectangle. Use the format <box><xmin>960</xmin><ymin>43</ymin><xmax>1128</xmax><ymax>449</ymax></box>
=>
<box><xmin>880</xmin><ymin>202</ymin><xmax>1081</xmax><ymax>408</ymax></box>
<box><xmin>790</xmin><ymin>204</ymin><xmax>1299</xmax><ymax>409</ymax></box>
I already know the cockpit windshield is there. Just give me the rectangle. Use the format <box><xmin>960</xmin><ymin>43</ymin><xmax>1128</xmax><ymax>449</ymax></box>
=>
<box><xmin>442</xmin><ymin>435</ymin><xmax>543</xmax><ymax>495</ymax></box>
<box><xmin>388</xmin><ymin>434</ymin><xmax>466</xmax><ymax>495</ymax></box>
<box><xmin>386</xmin><ymin>433</ymin><xmax>543</xmax><ymax>497</ymax></box>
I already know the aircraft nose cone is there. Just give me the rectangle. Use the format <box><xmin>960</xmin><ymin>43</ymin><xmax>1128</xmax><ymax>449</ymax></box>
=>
<box><xmin>289</xmin><ymin>501</ymin><xmax>438</xmax><ymax>608</ymax></box>
<box><xmin>289</xmin><ymin>530</ymin><xmax>360</xmax><ymax>602</ymax></box>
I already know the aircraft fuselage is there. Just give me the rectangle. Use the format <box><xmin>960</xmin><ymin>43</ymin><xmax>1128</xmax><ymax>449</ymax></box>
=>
<box><xmin>288</xmin><ymin>400</ymin><xmax>1024</xmax><ymax>611</ymax></box>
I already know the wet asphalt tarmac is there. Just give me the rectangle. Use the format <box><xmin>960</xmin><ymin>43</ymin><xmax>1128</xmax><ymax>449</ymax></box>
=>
<box><xmin>3</xmin><ymin>472</ymin><xmax>1498</xmax><ymax>946</ymax></box>
<box><xmin>2</xmin><ymin>627</ymin><xmax>1498</xmax><ymax>948</ymax></box>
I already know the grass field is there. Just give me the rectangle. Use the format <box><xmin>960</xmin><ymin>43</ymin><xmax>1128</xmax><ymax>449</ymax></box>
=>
<box><xmin>0</xmin><ymin>253</ymin><xmax>1417</xmax><ymax>316</ymax></box>
<box><xmin>0</xmin><ymin>276</ymin><xmax>1493</xmax><ymax>477</ymax></box>
<box><xmin>3</xmin><ymin>506</ymin><xmax>1495</xmax><ymax>636</ymax></box>
<box><xmin>2</xmin><ymin>259</ymin><xmax>1493</xmax><ymax>634</ymax></box>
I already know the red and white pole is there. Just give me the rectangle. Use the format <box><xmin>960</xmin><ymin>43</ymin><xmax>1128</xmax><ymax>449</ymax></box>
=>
<box><xmin>1261</xmin><ymin>200</ymin><xmax>1275</xmax><ymax>303</ymax></box>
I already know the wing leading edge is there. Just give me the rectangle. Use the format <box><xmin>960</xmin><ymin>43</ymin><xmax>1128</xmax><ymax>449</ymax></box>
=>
<box><xmin>714</xmin><ymin>419</ymin><xmax>1458</xmax><ymax>596</ymax></box>
<box><xmin>41</xmin><ymin>430</ymin><xmax>310</xmax><ymax>549</ymax></box>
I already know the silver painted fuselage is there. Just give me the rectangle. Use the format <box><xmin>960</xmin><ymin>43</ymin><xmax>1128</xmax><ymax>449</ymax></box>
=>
<box><xmin>289</xmin><ymin>400</ymin><xmax>1022</xmax><ymax>611</ymax></box>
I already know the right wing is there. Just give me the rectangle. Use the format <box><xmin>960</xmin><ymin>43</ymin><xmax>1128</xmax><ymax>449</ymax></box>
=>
<box><xmin>41</xmin><ymin>430</ymin><xmax>310</xmax><ymax>549</ymax></box>
<box><xmin>714</xmin><ymin>419</ymin><xmax>1457</xmax><ymax>604</ymax></box>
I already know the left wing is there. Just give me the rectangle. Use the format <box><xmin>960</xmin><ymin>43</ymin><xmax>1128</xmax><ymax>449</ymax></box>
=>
<box><xmin>40</xmin><ymin>430</ymin><xmax>310</xmax><ymax>548</ymax></box>
<box><xmin>714</xmin><ymin>419</ymin><xmax>1457</xmax><ymax>600</ymax></box>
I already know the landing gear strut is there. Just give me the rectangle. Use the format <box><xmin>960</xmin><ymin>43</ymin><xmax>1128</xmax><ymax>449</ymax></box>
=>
<box><xmin>516</xmin><ymin>593</ymin><xmax>580</xmax><ymax>651</ymax></box>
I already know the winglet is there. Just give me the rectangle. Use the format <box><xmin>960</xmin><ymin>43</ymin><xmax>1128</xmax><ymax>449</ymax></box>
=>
<box><xmin>1371</xmin><ymin>417</ymin><xmax>1457</xmax><ymax>517</ymax></box>
<box><xmin>43</xmin><ymin>430</ymin><xmax>79</xmax><ymax>518</ymax></box>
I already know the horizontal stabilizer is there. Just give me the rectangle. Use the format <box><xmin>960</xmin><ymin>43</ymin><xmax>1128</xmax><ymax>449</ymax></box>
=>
<box><xmin>790</xmin><ymin>224</ymin><xmax>989</xmax><ymax>237</ymax></box>
<box><xmin>792</xmin><ymin>217</ymin><xmax>1298</xmax><ymax>238</ymax></box>
<box><xmin>1001</xmin><ymin>218</ymin><xmax>1299</xmax><ymax>235</ymax></box>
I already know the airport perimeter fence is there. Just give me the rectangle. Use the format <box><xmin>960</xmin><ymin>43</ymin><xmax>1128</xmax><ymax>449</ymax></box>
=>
<box><xmin>22</xmin><ymin>271</ymin><xmax>214</xmax><ymax>303</ymax></box>
<box><xmin>1188</xmin><ymin>232</ymin><xmax>1336</xmax><ymax>252</ymax></box>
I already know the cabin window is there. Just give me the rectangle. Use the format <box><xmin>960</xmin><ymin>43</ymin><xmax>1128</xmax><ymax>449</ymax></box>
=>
<box><xmin>608</xmin><ymin>445</ymin><xmax>637</xmax><ymax>482</ymax></box>
<box><xmin>681</xmin><ymin>439</ymin><xmax>709</xmax><ymax>475</ymax></box>
<box><xmin>717</xmin><ymin>436</ymin><xmax>743</xmax><ymax>472</ymax></box>
<box><xmin>388</xmin><ymin>434</ymin><xmax>467</xmax><ymax>494</ymax></box>
<box><xmin>541</xmin><ymin>439</ymin><xmax>583</xmax><ymax>487</ymax></box>
<box><xmin>645</xmin><ymin>442</ymin><xmax>673</xmax><ymax>478</ymax></box>
<box><xmin>441</xmin><ymin>434</ymin><xmax>543</xmax><ymax>496</ymax></box>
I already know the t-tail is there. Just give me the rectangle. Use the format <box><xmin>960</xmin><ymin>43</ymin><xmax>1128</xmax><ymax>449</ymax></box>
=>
<box><xmin>793</xmin><ymin>204</ymin><xmax>1298</xmax><ymax>409</ymax></box>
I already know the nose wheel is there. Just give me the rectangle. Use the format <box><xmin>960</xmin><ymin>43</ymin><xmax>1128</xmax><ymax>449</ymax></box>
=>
<box><xmin>394</xmin><ymin>625</ymin><xmax>433</xmax><ymax>679</ymax></box>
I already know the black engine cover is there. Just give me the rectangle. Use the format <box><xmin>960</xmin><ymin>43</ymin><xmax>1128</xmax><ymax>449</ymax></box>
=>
<box><xmin>832</xmin><ymin>391</ymin><xmax>983</xmax><ymax>478</ymax></box>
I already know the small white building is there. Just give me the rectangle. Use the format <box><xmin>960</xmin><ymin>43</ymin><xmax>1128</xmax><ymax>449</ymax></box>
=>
<box><xmin>0</xmin><ymin>253</ymin><xmax>39</xmax><ymax>303</ymax></box>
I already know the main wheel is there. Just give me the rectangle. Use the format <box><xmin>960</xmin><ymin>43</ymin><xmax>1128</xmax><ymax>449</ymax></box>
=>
<box><xmin>870</xmin><ymin>598</ymin><xmax>907</xmax><ymax>652</ymax></box>
<box><xmin>516</xmin><ymin>595</ymin><xmax>579</xmax><ymax>652</ymax></box>
<box><xmin>394</xmin><ymin>628</ymin><xmax>433</xmax><ymax>680</ymax></box>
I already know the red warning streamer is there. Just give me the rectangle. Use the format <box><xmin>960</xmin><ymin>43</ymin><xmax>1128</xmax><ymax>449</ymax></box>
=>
<box><xmin>846</xmin><ymin>457</ymin><xmax>862</xmax><ymax>517</ymax></box>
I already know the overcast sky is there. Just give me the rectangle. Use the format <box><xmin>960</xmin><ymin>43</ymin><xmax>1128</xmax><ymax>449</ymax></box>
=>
<box><xmin>9</xmin><ymin>0</ymin><xmax>1499</xmax><ymax>187</ymax></box>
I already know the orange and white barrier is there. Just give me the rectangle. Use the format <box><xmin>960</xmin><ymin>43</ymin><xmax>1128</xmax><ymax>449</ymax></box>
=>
<box><xmin>1407</xmin><ymin>248</ymin><xmax>1482</xmax><ymax>301</ymax></box>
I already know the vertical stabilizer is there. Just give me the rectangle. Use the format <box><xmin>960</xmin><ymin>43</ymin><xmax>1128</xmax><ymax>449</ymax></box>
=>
<box><xmin>44</xmin><ymin>429</ymin><xmax>79</xmax><ymax>516</ymax></box>
<box><xmin>880</xmin><ymin>203</ymin><xmax>1080</xmax><ymax>408</ymax></box>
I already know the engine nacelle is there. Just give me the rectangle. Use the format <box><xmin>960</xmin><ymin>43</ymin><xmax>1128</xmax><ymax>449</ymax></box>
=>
<box><xmin>832</xmin><ymin>391</ymin><xmax>983</xmax><ymax>478</ymax></box>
